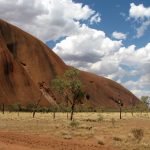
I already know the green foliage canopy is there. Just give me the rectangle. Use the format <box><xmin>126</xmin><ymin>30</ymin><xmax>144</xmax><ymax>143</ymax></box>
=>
<box><xmin>52</xmin><ymin>67</ymin><xmax>84</xmax><ymax>105</ymax></box>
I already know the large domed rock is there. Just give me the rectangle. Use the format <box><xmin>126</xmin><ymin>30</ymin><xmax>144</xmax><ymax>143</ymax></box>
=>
<box><xmin>0</xmin><ymin>19</ymin><xmax>139</xmax><ymax>108</ymax></box>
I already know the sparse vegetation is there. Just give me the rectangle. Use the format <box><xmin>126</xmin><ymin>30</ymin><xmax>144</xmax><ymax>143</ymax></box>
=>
<box><xmin>32</xmin><ymin>93</ymin><xmax>42</xmax><ymax>118</ymax></box>
<box><xmin>0</xmin><ymin>103</ymin><xmax>5</xmax><ymax>114</ymax></box>
<box><xmin>0</xmin><ymin>112</ymin><xmax>149</xmax><ymax>150</ymax></box>
<box><xmin>52</xmin><ymin>67</ymin><xmax>85</xmax><ymax>120</ymax></box>
<box><xmin>131</xmin><ymin>128</ymin><xmax>144</xmax><ymax>143</ymax></box>
<box><xmin>83</xmin><ymin>118</ymin><xmax>97</xmax><ymax>122</ymax></box>
<box><xmin>112</xmin><ymin>92</ymin><xmax>124</xmax><ymax>119</ymax></box>
<box><xmin>69</xmin><ymin>120</ymin><xmax>80</xmax><ymax>128</ymax></box>
<box><xmin>97</xmin><ymin>113</ymin><xmax>104</xmax><ymax>122</ymax></box>
<box><xmin>97</xmin><ymin>139</ymin><xmax>104</xmax><ymax>145</ymax></box>
<box><xmin>113</xmin><ymin>136</ymin><xmax>122</xmax><ymax>142</ymax></box>
<box><xmin>130</xmin><ymin>96</ymin><xmax>136</xmax><ymax>116</ymax></box>
<box><xmin>111</xmin><ymin>118</ymin><xmax>116</xmax><ymax>127</ymax></box>
<box><xmin>8</xmin><ymin>103</ymin><xmax>21</xmax><ymax>116</ymax></box>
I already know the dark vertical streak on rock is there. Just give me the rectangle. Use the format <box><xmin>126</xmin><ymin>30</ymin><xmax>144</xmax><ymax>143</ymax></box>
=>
<box><xmin>7</xmin><ymin>42</ymin><xmax>17</xmax><ymax>58</ymax></box>
<box><xmin>39</xmin><ymin>43</ymin><xmax>57</xmax><ymax>78</ymax></box>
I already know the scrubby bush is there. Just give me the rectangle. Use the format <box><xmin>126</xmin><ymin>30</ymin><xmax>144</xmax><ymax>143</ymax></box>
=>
<box><xmin>97</xmin><ymin>114</ymin><xmax>104</xmax><ymax>122</ymax></box>
<box><xmin>70</xmin><ymin>120</ymin><xmax>79</xmax><ymax>128</ymax></box>
<box><xmin>8</xmin><ymin>103</ymin><xmax>21</xmax><ymax>111</ymax></box>
<box><xmin>26</xmin><ymin>103</ymin><xmax>35</xmax><ymax>111</ymax></box>
<box><xmin>97</xmin><ymin>140</ymin><xmax>104</xmax><ymax>145</ymax></box>
<box><xmin>111</xmin><ymin>118</ymin><xmax>116</xmax><ymax>127</ymax></box>
<box><xmin>131</xmin><ymin>128</ymin><xmax>144</xmax><ymax>143</ymax></box>
<box><xmin>113</xmin><ymin>136</ymin><xmax>122</xmax><ymax>142</ymax></box>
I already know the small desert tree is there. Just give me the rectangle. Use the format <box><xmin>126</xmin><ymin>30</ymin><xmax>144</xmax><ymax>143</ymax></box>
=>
<box><xmin>0</xmin><ymin>95</ymin><xmax>5</xmax><ymax>114</ymax></box>
<box><xmin>130</xmin><ymin>96</ymin><xmax>136</xmax><ymax>116</ymax></box>
<box><xmin>32</xmin><ymin>94</ymin><xmax>42</xmax><ymax>118</ymax></box>
<box><xmin>10</xmin><ymin>102</ymin><xmax>21</xmax><ymax>116</ymax></box>
<box><xmin>52</xmin><ymin>68</ymin><xmax>84</xmax><ymax>120</ymax></box>
<box><xmin>2</xmin><ymin>103</ymin><xmax>4</xmax><ymax>114</ymax></box>
<box><xmin>113</xmin><ymin>92</ymin><xmax>123</xmax><ymax>119</ymax></box>
<box><xmin>32</xmin><ymin>82</ymin><xmax>44</xmax><ymax>118</ymax></box>
<box><xmin>118</xmin><ymin>99</ymin><xmax>123</xmax><ymax>119</ymax></box>
<box><xmin>140</xmin><ymin>96</ymin><xmax>149</xmax><ymax>114</ymax></box>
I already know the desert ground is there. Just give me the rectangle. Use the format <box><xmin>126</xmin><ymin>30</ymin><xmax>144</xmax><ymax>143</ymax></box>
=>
<box><xmin>0</xmin><ymin>111</ymin><xmax>150</xmax><ymax>150</ymax></box>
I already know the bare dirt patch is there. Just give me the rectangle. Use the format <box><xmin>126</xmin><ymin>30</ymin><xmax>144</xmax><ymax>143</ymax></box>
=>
<box><xmin>0</xmin><ymin>112</ymin><xmax>150</xmax><ymax>150</ymax></box>
<box><xmin>0</xmin><ymin>131</ymin><xmax>114</xmax><ymax>150</ymax></box>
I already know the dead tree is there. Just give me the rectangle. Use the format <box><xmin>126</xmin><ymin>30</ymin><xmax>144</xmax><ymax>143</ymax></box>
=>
<box><xmin>130</xmin><ymin>96</ymin><xmax>136</xmax><ymax>116</ymax></box>
<box><xmin>32</xmin><ymin>82</ymin><xmax>45</xmax><ymax>118</ymax></box>
<box><xmin>118</xmin><ymin>99</ymin><xmax>123</xmax><ymax>119</ymax></box>
<box><xmin>112</xmin><ymin>92</ymin><xmax>123</xmax><ymax>119</ymax></box>
<box><xmin>32</xmin><ymin>93</ymin><xmax>42</xmax><ymax>118</ymax></box>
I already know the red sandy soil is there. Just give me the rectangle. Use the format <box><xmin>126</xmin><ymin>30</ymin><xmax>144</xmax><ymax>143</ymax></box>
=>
<box><xmin>0</xmin><ymin>131</ymin><xmax>117</xmax><ymax>150</ymax></box>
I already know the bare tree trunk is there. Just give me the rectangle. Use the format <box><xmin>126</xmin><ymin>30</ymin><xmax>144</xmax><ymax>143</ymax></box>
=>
<box><xmin>32</xmin><ymin>93</ymin><xmax>42</xmax><ymax>118</ymax></box>
<box><xmin>33</xmin><ymin>109</ymin><xmax>36</xmax><ymax>118</ymax></box>
<box><xmin>53</xmin><ymin>111</ymin><xmax>55</xmax><ymax>119</ymax></box>
<box><xmin>70</xmin><ymin>103</ymin><xmax>75</xmax><ymax>120</ymax></box>
<box><xmin>131</xmin><ymin>97</ymin><xmax>135</xmax><ymax>117</ymax></box>
<box><xmin>67</xmin><ymin>112</ymin><xmax>69</xmax><ymax>119</ymax></box>
<box><xmin>66</xmin><ymin>101</ymin><xmax>69</xmax><ymax>119</ymax></box>
<box><xmin>131</xmin><ymin>108</ymin><xmax>133</xmax><ymax>117</ymax></box>
<box><xmin>66</xmin><ymin>98</ymin><xmax>69</xmax><ymax>119</ymax></box>
<box><xmin>18</xmin><ymin>111</ymin><xmax>19</xmax><ymax>117</ymax></box>
<box><xmin>2</xmin><ymin>103</ymin><xmax>4</xmax><ymax>114</ymax></box>
<box><xmin>119</xmin><ymin>106</ymin><xmax>122</xmax><ymax>119</ymax></box>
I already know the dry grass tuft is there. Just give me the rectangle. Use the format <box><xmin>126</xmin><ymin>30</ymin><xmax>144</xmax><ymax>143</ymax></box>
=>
<box><xmin>113</xmin><ymin>136</ymin><xmax>122</xmax><ymax>142</ymax></box>
<box><xmin>97</xmin><ymin>139</ymin><xmax>104</xmax><ymax>145</ymax></box>
<box><xmin>69</xmin><ymin>120</ymin><xmax>79</xmax><ymax>128</ymax></box>
<box><xmin>0</xmin><ymin>112</ymin><xmax>149</xmax><ymax>150</ymax></box>
<box><xmin>131</xmin><ymin>128</ymin><xmax>144</xmax><ymax>143</ymax></box>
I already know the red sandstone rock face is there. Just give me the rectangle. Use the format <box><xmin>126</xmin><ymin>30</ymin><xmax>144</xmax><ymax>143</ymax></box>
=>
<box><xmin>0</xmin><ymin>19</ymin><xmax>139</xmax><ymax>108</ymax></box>
<box><xmin>0</xmin><ymin>27</ymin><xmax>50</xmax><ymax>106</ymax></box>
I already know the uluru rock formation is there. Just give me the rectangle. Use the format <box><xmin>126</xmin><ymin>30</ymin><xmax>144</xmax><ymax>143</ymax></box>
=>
<box><xmin>0</xmin><ymin>19</ymin><xmax>139</xmax><ymax>109</ymax></box>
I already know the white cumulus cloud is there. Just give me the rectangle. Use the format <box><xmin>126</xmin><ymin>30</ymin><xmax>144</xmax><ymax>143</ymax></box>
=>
<box><xmin>136</xmin><ymin>20</ymin><xmax>150</xmax><ymax>38</ymax></box>
<box><xmin>129</xmin><ymin>3</ymin><xmax>150</xmax><ymax>19</ymax></box>
<box><xmin>112</xmin><ymin>31</ymin><xmax>127</xmax><ymax>40</ymax></box>
<box><xmin>0</xmin><ymin>0</ymin><xmax>100</xmax><ymax>41</ymax></box>
<box><xmin>129</xmin><ymin>3</ymin><xmax>150</xmax><ymax>38</ymax></box>
<box><xmin>54</xmin><ymin>34</ymin><xmax>150</xmax><ymax>98</ymax></box>
<box><xmin>124</xmin><ymin>73</ymin><xmax>150</xmax><ymax>98</ymax></box>
<box><xmin>90</xmin><ymin>13</ymin><xmax>101</xmax><ymax>24</ymax></box>
<box><xmin>54</xmin><ymin>24</ymin><xmax>122</xmax><ymax>73</ymax></box>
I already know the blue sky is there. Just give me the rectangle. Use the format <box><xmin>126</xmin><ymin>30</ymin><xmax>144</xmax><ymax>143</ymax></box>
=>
<box><xmin>88</xmin><ymin>0</ymin><xmax>150</xmax><ymax>48</ymax></box>
<box><xmin>0</xmin><ymin>0</ymin><xmax>150</xmax><ymax>98</ymax></box>
<box><xmin>47</xmin><ymin>0</ymin><xmax>150</xmax><ymax>48</ymax></box>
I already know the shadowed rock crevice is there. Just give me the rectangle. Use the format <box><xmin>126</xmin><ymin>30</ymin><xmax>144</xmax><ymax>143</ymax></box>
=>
<box><xmin>4</xmin><ymin>60</ymin><xmax>13</xmax><ymax>75</ymax></box>
<box><xmin>6</xmin><ymin>42</ymin><xmax>17</xmax><ymax>57</ymax></box>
